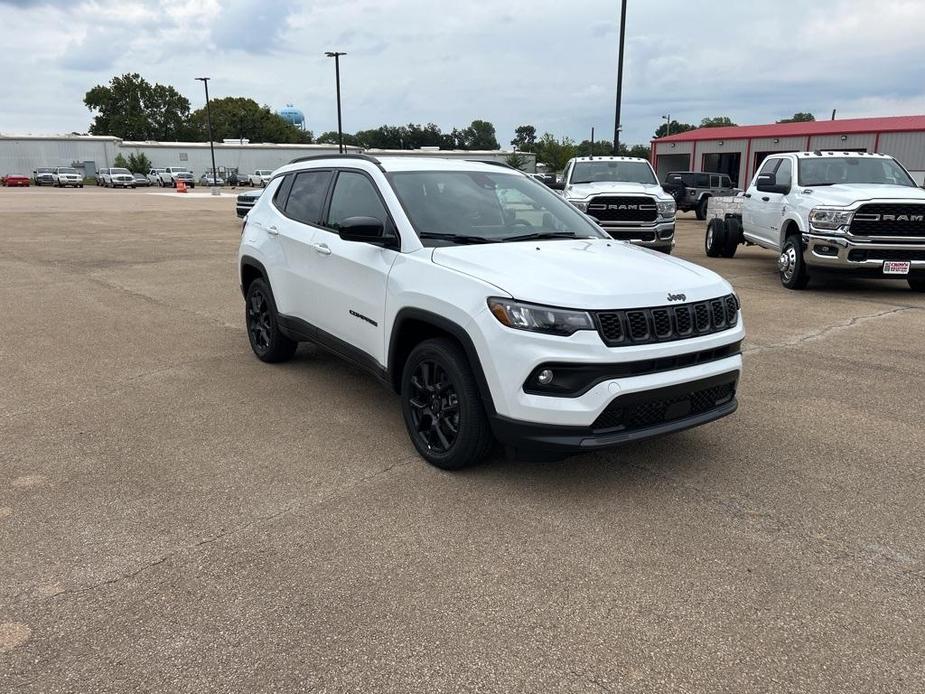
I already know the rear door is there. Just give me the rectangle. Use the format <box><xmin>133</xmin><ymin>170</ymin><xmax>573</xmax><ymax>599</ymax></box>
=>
<box><xmin>310</xmin><ymin>169</ymin><xmax>400</xmax><ymax>365</ymax></box>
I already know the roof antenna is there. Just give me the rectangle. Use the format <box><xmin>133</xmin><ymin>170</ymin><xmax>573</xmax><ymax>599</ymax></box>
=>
<box><xmin>589</xmin><ymin>127</ymin><xmax>594</xmax><ymax>159</ymax></box>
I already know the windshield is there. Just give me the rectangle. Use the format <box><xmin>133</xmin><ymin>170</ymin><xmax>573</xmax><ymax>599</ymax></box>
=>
<box><xmin>389</xmin><ymin>170</ymin><xmax>606</xmax><ymax>245</ymax></box>
<box><xmin>112</xmin><ymin>168</ymin><xmax>131</xmax><ymax>175</ymax></box>
<box><xmin>798</xmin><ymin>157</ymin><xmax>915</xmax><ymax>187</ymax></box>
<box><xmin>570</xmin><ymin>160</ymin><xmax>657</xmax><ymax>185</ymax></box>
<box><xmin>37</xmin><ymin>168</ymin><xmax>52</xmax><ymax>173</ymax></box>
<box><xmin>58</xmin><ymin>167</ymin><xmax>77</xmax><ymax>174</ymax></box>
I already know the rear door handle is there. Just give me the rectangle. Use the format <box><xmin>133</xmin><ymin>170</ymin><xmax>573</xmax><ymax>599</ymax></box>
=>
<box><xmin>266</xmin><ymin>225</ymin><xmax>279</xmax><ymax>236</ymax></box>
<box><xmin>761</xmin><ymin>196</ymin><xmax>770</xmax><ymax>202</ymax></box>
<box><xmin>744</xmin><ymin>193</ymin><xmax>752</xmax><ymax>198</ymax></box>
<box><xmin>312</xmin><ymin>242</ymin><xmax>332</xmax><ymax>256</ymax></box>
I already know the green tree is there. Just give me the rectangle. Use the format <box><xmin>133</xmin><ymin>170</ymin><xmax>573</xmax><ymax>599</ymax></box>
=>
<box><xmin>127</xmin><ymin>152</ymin><xmax>152</xmax><ymax>174</ymax></box>
<box><xmin>577</xmin><ymin>139</ymin><xmax>614</xmax><ymax>157</ymax></box>
<box><xmin>777</xmin><ymin>112</ymin><xmax>815</xmax><ymax>123</ymax></box>
<box><xmin>187</xmin><ymin>97</ymin><xmax>307</xmax><ymax>144</ymax></box>
<box><xmin>316</xmin><ymin>131</ymin><xmax>360</xmax><ymax>147</ymax></box>
<box><xmin>511</xmin><ymin>124</ymin><xmax>537</xmax><ymax>150</ymax></box>
<box><xmin>505</xmin><ymin>151</ymin><xmax>528</xmax><ymax>170</ymax></box>
<box><xmin>460</xmin><ymin>120</ymin><xmax>500</xmax><ymax>150</ymax></box>
<box><xmin>654</xmin><ymin>120</ymin><xmax>696</xmax><ymax>138</ymax></box>
<box><xmin>700</xmin><ymin>116</ymin><xmax>737</xmax><ymax>128</ymax></box>
<box><xmin>84</xmin><ymin>73</ymin><xmax>190</xmax><ymax>140</ymax></box>
<box><xmin>113</xmin><ymin>153</ymin><xmax>129</xmax><ymax>168</ymax></box>
<box><xmin>533</xmin><ymin>133</ymin><xmax>576</xmax><ymax>171</ymax></box>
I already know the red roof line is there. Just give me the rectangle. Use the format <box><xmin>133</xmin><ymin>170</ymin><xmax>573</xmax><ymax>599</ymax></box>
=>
<box><xmin>651</xmin><ymin>114</ymin><xmax>925</xmax><ymax>143</ymax></box>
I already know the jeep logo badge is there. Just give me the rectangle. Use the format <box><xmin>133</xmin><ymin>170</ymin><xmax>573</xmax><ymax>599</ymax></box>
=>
<box><xmin>667</xmin><ymin>293</ymin><xmax>686</xmax><ymax>302</ymax></box>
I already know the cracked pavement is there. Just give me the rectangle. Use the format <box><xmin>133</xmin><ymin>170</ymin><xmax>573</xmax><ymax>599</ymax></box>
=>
<box><xmin>1</xmin><ymin>188</ymin><xmax>924</xmax><ymax>693</ymax></box>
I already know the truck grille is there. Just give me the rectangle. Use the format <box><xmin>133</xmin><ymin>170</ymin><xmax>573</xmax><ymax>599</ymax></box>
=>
<box><xmin>850</xmin><ymin>204</ymin><xmax>925</xmax><ymax>237</ymax></box>
<box><xmin>606</xmin><ymin>230</ymin><xmax>656</xmax><ymax>242</ymax></box>
<box><xmin>591</xmin><ymin>377</ymin><xmax>736</xmax><ymax>432</ymax></box>
<box><xmin>586</xmin><ymin>196</ymin><xmax>658</xmax><ymax>223</ymax></box>
<box><xmin>848</xmin><ymin>248</ymin><xmax>925</xmax><ymax>262</ymax></box>
<box><xmin>594</xmin><ymin>294</ymin><xmax>738</xmax><ymax>346</ymax></box>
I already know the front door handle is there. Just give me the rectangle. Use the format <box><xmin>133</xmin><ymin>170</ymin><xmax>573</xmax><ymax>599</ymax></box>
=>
<box><xmin>266</xmin><ymin>225</ymin><xmax>279</xmax><ymax>236</ymax></box>
<box><xmin>744</xmin><ymin>193</ymin><xmax>752</xmax><ymax>198</ymax></box>
<box><xmin>312</xmin><ymin>242</ymin><xmax>332</xmax><ymax>256</ymax></box>
<box><xmin>761</xmin><ymin>196</ymin><xmax>770</xmax><ymax>202</ymax></box>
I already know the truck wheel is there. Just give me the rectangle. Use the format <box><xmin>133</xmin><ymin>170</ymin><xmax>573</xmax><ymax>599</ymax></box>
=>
<box><xmin>721</xmin><ymin>218</ymin><xmax>742</xmax><ymax>257</ymax></box>
<box><xmin>705</xmin><ymin>218</ymin><xmax>726</xmax><ymax>257</ymax></box>
<box><xmin>245</xmin><ymin>279</ymin><xmax>297</xmax><ymax>363</ymax></box>
<box><xmin>401</xmin><ymin>338</ymin><xmax>494</xmax><ymax>470</ymax></box>
<box><xmin>778</xmin><ymin>235</ymin><xmax>809</xmax><ymax>290</ymax></box>
<box><xmin>695</xmin><ymin>197</ymin><xmax>709</xmax><ymax>220</ymax></box>
<box><xmin>908</xmin><ymin>278</ymin><xmax>925</xmax><ymax>292</ymax></box>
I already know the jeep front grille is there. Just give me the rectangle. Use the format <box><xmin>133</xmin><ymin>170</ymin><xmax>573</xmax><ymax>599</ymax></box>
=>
<box><xmin>850</xmin><ymin>203</ymin><xmax>925</xmax><ymax>237</ymax></box>
<box><xmin>595</xmin><ymin>294</ymin><xmax>738</xmax><ymax>346</ymax></box>
<box><xmin>586</xmin><ymin>196</ymin><xmax>658</xmax><ymax>223</ymax></box>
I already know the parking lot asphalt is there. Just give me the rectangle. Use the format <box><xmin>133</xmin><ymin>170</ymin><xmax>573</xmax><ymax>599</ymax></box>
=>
<box><xmin>2</xmin><ymin>187</ymin><xmax>924</xmax><ymax>693</ymax></box>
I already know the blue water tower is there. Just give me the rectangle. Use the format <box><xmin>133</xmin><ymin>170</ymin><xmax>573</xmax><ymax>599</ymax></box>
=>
<box><xmin>277</xmin><ymin>105</ymin><xmax>306</xmax><ymax>130</ymax></box>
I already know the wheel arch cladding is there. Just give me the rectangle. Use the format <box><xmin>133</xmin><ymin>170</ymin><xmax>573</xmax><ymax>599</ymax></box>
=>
<box><xmin>240</xmin><ymin>256</ymin><xmax>269</xmax><ymax>297</ymax></box>
<box><xmin>779</xmin><ymin>218</ymin><xmax>802</xmax><ymax>248</ymax></box>
<box><xmin>388</xmin><ymin>308</ymin><xmax>496</xmax><ymax>415</ymax></box>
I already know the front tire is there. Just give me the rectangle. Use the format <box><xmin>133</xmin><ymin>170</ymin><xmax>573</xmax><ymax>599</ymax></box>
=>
<box><xmin>695</xmin><ymin>197</ymin><xmax>709</xmax><ymax>220</ymax></box>
<box><xmin>244</xmin><ymin>279</ymin><xmax>297</xmax><ymax>363</ymax></box>
<box><xmin>778</xmin><ymin>235</ymin><xmax>809</xmax><ymax>290</ymax></box>
<box><xmin>401</xmin><ymin>338</ymin><xmax>493</xmax><ymax>470</ymax></box>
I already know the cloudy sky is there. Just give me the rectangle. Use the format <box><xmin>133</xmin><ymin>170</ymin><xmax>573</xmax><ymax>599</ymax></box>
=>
<box><xmin>2</xmin><ymin>0</ymin><xmax>925</xmax><ymax>146</ymax></box>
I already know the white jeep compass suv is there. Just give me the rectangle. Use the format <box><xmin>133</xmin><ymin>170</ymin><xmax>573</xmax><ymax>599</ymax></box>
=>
<box><xmin>238</xmin><ymin>154</ymin><xmax>744</xmax><ymax>469</ymax></box>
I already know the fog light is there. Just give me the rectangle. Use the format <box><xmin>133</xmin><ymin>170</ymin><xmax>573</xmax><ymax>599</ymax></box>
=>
<box><xmin>537</xmin><ymin>369</ymin><xmax>554</xmax><ymax>385</ymax></box>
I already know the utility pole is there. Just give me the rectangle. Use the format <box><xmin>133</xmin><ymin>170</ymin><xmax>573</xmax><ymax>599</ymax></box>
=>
<box><xmin>195</xmin><ymin>77</ymin><xmax>219</xmax><ymax>196</ymax></box>
<box><xmin>613</xmin><ymin>0</ymin><xmax>628</xmax><ymax>155</ymax></box>
<box><xmin>325</xmin><ymin>51</ymin><xmax>347</xmax><ymax>153</ymax></box>
<box><xmin>662</xmin><ymin>113</ymin><xmax>671</xmax><ymax>137</ymax></box>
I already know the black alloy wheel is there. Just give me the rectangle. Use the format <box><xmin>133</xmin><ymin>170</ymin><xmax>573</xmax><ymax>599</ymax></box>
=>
<box><xmin>408</xmin><ymin>359</ymin><xmax>461</xmax><ymax>456</ymax></box>
<box><xmin>244</xmin><ymin>279</ymin><xmax>297</xmax><ymax>362</ymax></box>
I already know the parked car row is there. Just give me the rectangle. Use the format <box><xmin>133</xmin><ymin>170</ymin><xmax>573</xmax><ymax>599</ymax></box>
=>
<box><xmin>30</xmin><ymin>166</ymin><xmax>84</xmax><ymax>187</ymax></box>
<box><xmin>2</xmin><ymin>173</ymin><xmax>31</xmax><ymax>187</ymax></box>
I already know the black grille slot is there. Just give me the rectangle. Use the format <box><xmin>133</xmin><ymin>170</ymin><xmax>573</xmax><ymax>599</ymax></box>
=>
<box><xmin>595</xmin><ymin>295</ymin><xmax>738</xmax><ymax>346</ymax></box>
<box><xmin>627</xmin><ymin>311</ymin><xmax>649</xmax><ymax>340</ymax></box>
<box><xmin>848</xmin><ymin>248</ymin><xmax>925</xmax><ymax>262</ymax></box>
<box><xmin>592</xmin><ymin>379</ymin><xmax>736</xmax><ymax>432</ymax></box>
<box><xmin>586</xmin><ymin>196</ymin><xmax>659</xmax><ymax>223</ymax></box>
<box><xmin>850</xmin><ymin>204</ymin><xmax>925</xmax><ymax>237</ymax></box>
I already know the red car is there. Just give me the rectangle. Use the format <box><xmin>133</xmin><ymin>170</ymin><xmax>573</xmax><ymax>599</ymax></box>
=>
<box><xmin>2</xmin><ymin>174</ymin><xmax>31</xmax><ymax>187</ymax></box>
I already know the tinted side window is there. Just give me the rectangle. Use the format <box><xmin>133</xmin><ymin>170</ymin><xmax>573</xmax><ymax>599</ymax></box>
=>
<box><xmin>273</xmin><ymin>174</ymin><xmax>294</xmax><ymax>209</ymax></box>
<box><xmin>694</xmin><ymin>173</ymin><xmax>710</xmax><ymax>187</ymax></box>
<box><xmin>285</xmin><ymin>170</ymin><xmax>333</xmax><ymax>225</ymax></box>
<box><xmin>326</xmin><ymin>171</ymin><xmax>389</xmax><ymax>231</ymax></box>
<box><xmin>758</xmin><ymin>158</ymin><xmax>779</xmax><ymax>177</ymax></box>
<box><xmin>775</xmin><ymin>158</ymin><xmax>792</xmax><ymax>190</ymax></box>
<box><xmin>710</xmin><ymin>175</ymin><xmax>721</xmax><ymax>187</ymax></box>
<box><xmin>721</xmin><ymin>176</ymin><xmax>732</xmax><ymax>187</ymax></box>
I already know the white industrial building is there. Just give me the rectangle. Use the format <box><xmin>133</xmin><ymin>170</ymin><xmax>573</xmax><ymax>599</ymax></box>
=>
<box><xmin>651</xmin><ymin>115</ymin><xmax>925</xmax><ymax>186</ymax></box>
<box><xmin>0</xmin><ymin>135</ymin><xmax>535</xmax><ymax>178</ymax></box>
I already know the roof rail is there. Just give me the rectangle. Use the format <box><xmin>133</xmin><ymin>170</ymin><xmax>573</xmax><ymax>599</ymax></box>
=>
<box><xmin>465</xmin><ymin>159</ymin><xmax>517</xmax><ymax>170</ymax></box>
<box><xmin>287</xmin><ymin>152</ymin><xmax>384</xmax><ymax>171</ymax></box>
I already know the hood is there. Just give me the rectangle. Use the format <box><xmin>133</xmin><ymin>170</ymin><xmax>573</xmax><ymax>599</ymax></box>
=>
<box><xmin>432</xmin><ymin>239</ymin><xmax>730</xmax><ymax>310</ymax></box>
<box><xmin>803</xmin><ymin>184</ymin><xmax>925</xmax><ymax>207</ymax></box>
<box><xmin>565</xmin><ymin>181</ymin><xmax>670</xmax><ymax>201</ymax></box>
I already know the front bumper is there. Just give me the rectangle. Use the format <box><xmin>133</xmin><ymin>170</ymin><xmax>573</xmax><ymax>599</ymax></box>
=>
<box><xmin>470</xmin><ymin>307</ymin><xmax>744</xmax><ymax>431</ymax></box>
<box><xmin>599</xmin><ymin>220</ymin><xmax>675</xmax><ymax>250</ymax></box>
<box><xmin>803</xmin><ymin>232</ymin><xmax>925</xmax><ymax>275</ymax></box>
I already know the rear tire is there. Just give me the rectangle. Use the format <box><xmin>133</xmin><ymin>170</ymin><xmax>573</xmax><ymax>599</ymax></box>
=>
<box><xmin>401</xmin><ymin>338</ymin><xmax>493</xmax><ymax>470</ymax></box>
<box><xmin>721</xmin><ymin>218</ymin><xmax>741</xmax><ymax>257</ymax></box>
<box><xmin>244</xmin><ymin>279</ymin><xmax>297</xmax><ymax>363</ymax></box>
<box><xmin>705</xmin><ymin>218</ymin><xmax>726</xmax><ymax>257</ymax></box>
<box><xmin>695</xmin><ymin>197</ymin><xmax>709</xmax><ymax>220</ymax></box>
<box><xmin>908</xmin><ymin>278</ymin><xmax>925</xmax><ymax>292</ymax></box>
<box><xmin>778</xmin><ymin>234</ymin><xmax>809</xmax><ymax>290</ymax></box>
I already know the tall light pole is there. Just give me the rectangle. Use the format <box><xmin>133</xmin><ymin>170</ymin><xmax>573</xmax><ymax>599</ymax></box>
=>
<box><xmin>195</xmin><ymin>77</ymin><xmax>219</xmax><ymax>196</ymax></box>
<box><xmin>661</xmin><ymin>113</ymin><xmax>671</xmax><ymax>137</ymax></box>
<box><xmin>325</xmin><ymin>51</ymin><xmax>347</xmax><ymax>153</ymax></box>
<box><xmin>612</xmin><ymin>0</ymin><xmax>628</xmax><ymax>155</ymax></box>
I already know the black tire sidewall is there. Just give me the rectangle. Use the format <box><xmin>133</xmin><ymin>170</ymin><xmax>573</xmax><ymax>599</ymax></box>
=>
<box><xmin>780</xmin><ymin>236</ymin><xmax>809</xmax><ymax>289</ymax></box>
<box><xmin>245</xmin><ymin>279</ymin><xmax>296</xmax><ymax>362</ymax></box>
<box><xmin>705</xmin><ymin>218</ymin><xmax>726</xmax><ymax>257</ymax></box>
<box><xmin>400</xmin><ymin>339</ymin><xmax>491</xmax><ymax>470</ymax></box>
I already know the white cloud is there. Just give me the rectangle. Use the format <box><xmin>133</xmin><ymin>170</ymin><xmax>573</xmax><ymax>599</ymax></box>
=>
<box><xmin>0</xmin><ymin>0</ymin><xmax>923</xmax><ymax>144</ymax></box>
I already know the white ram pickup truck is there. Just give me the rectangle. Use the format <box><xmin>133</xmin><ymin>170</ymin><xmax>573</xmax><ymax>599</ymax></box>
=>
<box><xmin>704</xmin><ymin>151</ymin><xmax>925</xmax><ymax>291</ymax></box>
<box><xmin>247</xmin><ymin>170</ymin><xmax>273</xmax><ymax>187</ymax></box>
<box><xmin>551</xmin><ymin>156</ymin><xmax>677</xmax><ymax>253</ymax></box>
<box><xmin>157</xmin><ymin>167</ymin><xmax>195</xmax><ymax>188</ymax></box>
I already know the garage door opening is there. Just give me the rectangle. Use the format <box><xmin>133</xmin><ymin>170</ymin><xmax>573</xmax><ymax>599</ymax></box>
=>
<box><xmin>655</xmin><ymin>153</ymin><xmax>691</xmax><ymax>182</ymax></box>
<box><xmin>702</xmin><ymin>153</ymin><xmax>742</xmax><ymax>186</ymax></box>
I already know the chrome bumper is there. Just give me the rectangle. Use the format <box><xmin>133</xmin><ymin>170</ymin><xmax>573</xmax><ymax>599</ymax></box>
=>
<box><xmin>600</xmin><ymin>221</ymin><xmax>675</xmax><ymax>249</ymax></box>
<box><xmin>803</xmin><ymin>232</ymin><xmax>925</xmax><ymax>271</ymax></box>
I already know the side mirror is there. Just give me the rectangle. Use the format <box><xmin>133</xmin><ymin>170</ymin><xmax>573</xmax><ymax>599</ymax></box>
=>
<box><xmin>548</xmin><ymin>180</ymin><xmax>565</xmax><ymax>190</ymax></box>
<box><xmin>338</xmin><ymin>216</ymin><xmax>386</xmax><ymax>243</ymax></box>
<box><xmin>756</xmin><ymin>173</ymin><xmax>787</xmax><ymax>194</ymax></box>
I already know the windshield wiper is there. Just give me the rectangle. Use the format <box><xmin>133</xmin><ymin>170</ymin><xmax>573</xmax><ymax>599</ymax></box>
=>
<box><xmin>499</xmin><ymin>231</ymin><xmax>594</xmax><ymax>242</ymax></box>
<box><xmin>418</xmin><ymin>232</ymin><xmax>497</xmax><ymax>245</ymax></box>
